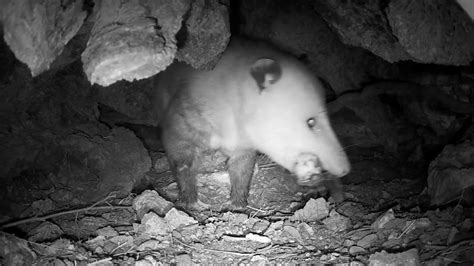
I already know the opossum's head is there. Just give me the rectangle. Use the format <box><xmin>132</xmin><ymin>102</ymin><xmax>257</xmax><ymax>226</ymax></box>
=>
<box><xmin>245</xmin><ymin>57</ymin><xmax>350</xmax><ymax>185</ymax></box>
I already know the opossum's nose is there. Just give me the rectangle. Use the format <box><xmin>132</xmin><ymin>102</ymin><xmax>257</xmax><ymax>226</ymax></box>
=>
<box><xmin>332</xmin><ymin>156</ymin><xmax>351</xmax><ymax>177</ymax></box>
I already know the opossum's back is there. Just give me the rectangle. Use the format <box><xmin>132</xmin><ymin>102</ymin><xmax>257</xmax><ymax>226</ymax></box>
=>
<box><xmin>153</xmin><ymin>63</ymin><xmax>196</xmax><ymax>122</ymax></box>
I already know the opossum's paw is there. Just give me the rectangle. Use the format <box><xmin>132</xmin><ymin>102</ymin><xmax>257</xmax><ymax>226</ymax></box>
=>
<box><xmin>176</xmin><ymin>199</ymin><xmax>211</xmax><ymax>211</ymax></box>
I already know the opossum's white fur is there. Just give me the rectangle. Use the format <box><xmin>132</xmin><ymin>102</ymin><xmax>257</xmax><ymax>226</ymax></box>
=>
<box><xmin>154</xmin><ymin>37</ymin><xmax>350</xmax><ymax>179</ymax></box>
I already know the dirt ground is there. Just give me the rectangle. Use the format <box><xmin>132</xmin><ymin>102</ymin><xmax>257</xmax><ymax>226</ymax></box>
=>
<box><xmin>1</xmin><ymin>153</ymin><xmax>473</xmax><ymax>265</ymax></box>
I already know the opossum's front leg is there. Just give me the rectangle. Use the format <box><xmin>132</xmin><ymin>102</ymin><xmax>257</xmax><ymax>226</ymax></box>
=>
<box><xmin>226</xmin><ymin>151</ymin><xmax>257</xmax><ymax>209</ymax></box>
<box><xmin>163</xmin><ymin>131</ymin><xmax>209</xmax><ymax>210</ymax></box>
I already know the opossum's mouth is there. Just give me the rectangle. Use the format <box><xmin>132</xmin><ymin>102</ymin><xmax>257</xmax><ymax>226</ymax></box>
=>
<box><xmin>293</xmin><ymin>153</ymin><xmax>327</xmax><ymax>186</ymax></box>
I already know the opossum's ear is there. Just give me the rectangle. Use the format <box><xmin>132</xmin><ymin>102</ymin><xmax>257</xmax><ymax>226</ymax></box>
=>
<box><xmin>250</xmin><ymin>58</ymin><xmax>282</xmax><ymax>93</ymax></box>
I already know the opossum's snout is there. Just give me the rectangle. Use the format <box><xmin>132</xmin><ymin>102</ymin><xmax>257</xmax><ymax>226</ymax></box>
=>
<box><xmin>293</xmin><ymin>152</ymin><xmax>350</xmax><ymax>186</ymax></box>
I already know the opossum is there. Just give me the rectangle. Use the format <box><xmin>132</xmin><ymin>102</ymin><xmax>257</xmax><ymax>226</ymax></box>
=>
<box><xmin>154</xmin><ymin>37</ymin><xmax>351</xmax><ymax>210</ymax></box>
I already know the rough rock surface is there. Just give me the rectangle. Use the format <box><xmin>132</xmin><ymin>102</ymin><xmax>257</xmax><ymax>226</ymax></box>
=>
<box><xmin>97</xmin><ymin>77</ymin><xmax>157</xmax><ymax>127</ymax></box>
<box><xmin>82</xmin><ymin>0</ymin><xmax>191</xmax><ymax>86</ymax></box>
<box><xmin>313</xmin><ymin>0</ymin><xmax>411</xmax><ymax>63</ymax></box>
<box><xmin>387</xmin><ymin>0</ymin><xmax>474</xmax><ymax>65</ymax></box>
<box><xmin>58</xmin><ymin>127</ymin><xmax>151</xmax><ymax>203</ymax></box>
<box><xmin>313</xmin><ymin>0</ymin><xmax>474</xmax><ymax>65</ymax></box>
<box><xmin>1</xmin><ymin>0</ymin><xmax>86</xmax><ymax>76</ymax></box>
<box><xmin>239</xmin><ymin>0</ymin><xmax>395</xmax><ymax>94</ymax></box>
<box><xmin>369</xmin><ymin>248</ymin><xmax>420</xmax><ymax>266</ymax></box>
<box><xmin>427</xmin><ymin>140</ymin><xmax>474</xmax><ymax>205</ymax></box>
<box><xmin>175</xmin><ymin>0</ymin><xmax>231</xmax><ymax>69</ymax></box>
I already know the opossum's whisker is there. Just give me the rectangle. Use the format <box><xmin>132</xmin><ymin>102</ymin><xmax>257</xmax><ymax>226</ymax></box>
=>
<box><xmin>342</xmin><ymin>143</ymin><xmax>361</xmax><ymax>149</ymax></box>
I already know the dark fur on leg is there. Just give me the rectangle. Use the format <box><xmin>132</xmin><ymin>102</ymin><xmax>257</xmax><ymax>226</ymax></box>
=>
<box><xmin>227</xmin><ymin>151</ymin><xmax>257</xmax><ymax>208</ymax></box>
<box><xmin>162</xmin><ymin>129</ymin><xmax>199</xmax><ymax>208</ymax></box>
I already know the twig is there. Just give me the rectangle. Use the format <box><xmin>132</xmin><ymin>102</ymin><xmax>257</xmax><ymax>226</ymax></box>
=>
<box><xmin>172</xmin><ymin>237</ymin><xmax>258</xmax><ymax>256</ymax></box>
<box><xmin>397</xmin><ymin>220</ymin><xmax>416</xmax><ymax>239</ymax></box>
<box><xmin>87</xmin><ymin>257</ymin><xmax>112</xmax><ymax>265</ymax></box>
<box><xmin>1</xmin><ymin>205</ymin><xmax>132</xmax><ymax>229</ymax></box>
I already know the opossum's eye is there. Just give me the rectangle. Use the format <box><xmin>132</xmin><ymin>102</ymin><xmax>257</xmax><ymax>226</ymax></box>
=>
<box><xmin>307</xmin><ymin>117</ymin><xmax>316</xmax><ymax>129</ymax></box>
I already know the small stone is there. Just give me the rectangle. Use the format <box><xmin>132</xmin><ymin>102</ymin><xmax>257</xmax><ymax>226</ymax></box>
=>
<box><xmin>297</xmin><ymin>222</ymin><xmax>315</xmax><ymax>240</ymax></box>
<box><xmin>245</xmin><ymin>233</ymin><xmax>271</xmax><ymax>244</ymax></box>
<box><xmin>413</xmin><ymin>217</ymin><xmax>431</xmax><ymax>228</ymax></box>
<box><xmin>264</xmin><ymin>221</ymin><xmax>284</xmax><ymax>236</ymax></box>
<box><xmin>291</xmin><ymin>198</ymin><xmax>329</xmax><ymax>222</ymax></box>
<box><xmin>165</xmin><ymin>208</ymin><xmax>198</xmax><ymax>230</ymax></box>
<box><xmin>135</xmin><ymin>255</ymin><xmax>159</xmax><ymax>266</ymax></box>
<box><xmin>460</xmin><ymin>218</ymin><xmax>471</xmax><ymax>232</ymax></box>
<box><xmin>96</xmin><ymin>226</ymin><xmax>118</xmax><ymax>238</ymax></box>
<box><xmin>344</xmin><ymin>239</ymin><xmax>355</xmax><ymax>247</ymax></box>
<box><xmin>349</xmin><ymin>246</ymin><xmax>367</xmax><ymax>255</ymax></box>
<box><xmin>27</xmin><ymin>222</ymin><xmax>64</xmax><ymax>242</ymax></box>
<box><xmin>250</xmin><ymin>255</ymin><xmax>269</xmax><ymax>264</ymax></box>
<box><xmin>133</xmin><ymin>190</ymin><xmax>173</xmax><ymax>219</ymax></box>
<box><xmin>323</xmin><ymin>209</ymin><xmax>351</xmax><ymax>232</ymax></box>
<box><xmin>369</xmin><ymin>248</ymin><xmax>420</xmax><ymax>266</ymax></box>
<box><xmin>251</xmin><ymin>220</ymin><xmax>270</xmax><ymax>234</ymax></box>
<box><xmin>138</xmin><ymin>212</ymin><xmax>171</xmax><ymax>236</ymax></box>
<box><xmin>175</xmin><ymin>254</ymin><xmax>192</xmax><ymax>265</ymax></box>
<box><xmin>283</xmin><ymin>225</ymin><xmax>304</xmax><ymax>243</ymax></box>
<box><xmin>447</xmin><ymin>227</ymin><xmax>459</xmax><ymax>245</ymax></box>
<box><xmin>372</xmin><ymin>209</ymin><xmax>395</xmax><ymax>229</ymax></box>
<box><xmin>357</xmin><ymin>233</ymin><xmax>378</xmax><ymax>248</ymax></box>
<box><xmin>137</xmin><ymin>240</ymin><xmax>169</xmax><ymax>251</ymax></box>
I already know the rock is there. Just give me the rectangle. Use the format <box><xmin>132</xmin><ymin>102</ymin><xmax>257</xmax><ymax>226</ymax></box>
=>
<box><xmin>387</xmin><ymin>0</ymin><xmax>474</xmax><ymax>65</ymax></box>
<box><xmin>251</xmin><ymin>220</ymin><xmax>270</xmax><ymax>234</ymax></box>
<box><xmin>412</xmin><ymin>218</ymin><xmax>432</xmax><ymax>229</ymax></box>
<box><xmin>297</xmin><ymin>222</ymin><xmax>315</xmax><ymax>238</ymax></box>
<box><xmin>292</xmin><ymin>198</ymin><xmax>329</xmax><ymax>222</ymax></box>
<box><xmin>264</xmin><ymin>221</ymin><xmax>284</xmax><ymax>237</ymax></box>
<box><xmin>349</xmin><ymin>246</ymin><xmax>367</xmax><ymax>255</ymax></box>
<box><xmin>344</xmin><ymin>239</ymin><xmax>356</xmax><ymax>247</ymax></box>
<box><xmin>357</xmin><ymin>234</ymin><xmax>378</xmax><ymax>249</ymax></box>
<box><xmin>164</xmin><ymin>208</ymin><xmax>198</xmax><ymax>230</ymax></box>
<box><xmin>138</xmin><ymin>212</ymin><xmax>171</xmax><ymax>237</ymax></box>
<box><xmin>97</xmin><ymin>80</ymin><xmax>158</xmax><ymax>127</ymax></box>
<box><xmin>0</xmin><ymin>232</ymin><xmax>36</xmax><ymax>265</ymax></box>
<box><xmin>447</xmin><ymin>227</ymin><xmax>459</xmax><ymax>245</ymax></box>
<box><xmin>59</xmin><ymin>127</ymin><xmax>151</xmax><ymax>204</ymax></box>
<box><xmin>60</xmin><ymin>216</ymin><xmax>109</xmax><ymax>239</ymax></box>
<box><xmin>175</xmin><ymin>0</ymin><xmax>230</xmax><ymax>69</ymax></box>
<box><xmin>369</xmin><ymin>248</ymin><xmax>420</xmax><ymax>266</ymax></box>
<box><xmin>27</xmin><ymin>222</ymin><xmax>63</xmax><ymax>242</ymax></box>
<box><xmin>250</xmin><ymin>255</ymin><xmax>269</xmax><ymax>264</ymax></box>
<box><xmin>82</xmin><ymin>0</ymin><xmax>191</xmax><ymax>86</ymax></box>
<box><xmin>283</xmin><ymin>225</ymin><xmax>304</xmax><ymax>244</ymax></box>
<box><xmin>245</xmin><ymin>233</ymin><xmax>271</xmax><ymax>244</ymax></box>
<box><xmin>96</xmin><ymin>226</ymin><xmax>118</xmax><ymax>238</ymax></box>
<box><xmin>323</xmin><ymin>209</ymin><xmax>351</xmax><ymax>232</ymax></box>
<box><xmin>135</xmin><ymin>255</ymin><xmax>160</xmax><ymax>266</ymax></box>
<box><xmin>31</xmin><ymin>199</ymin><xmax>55</xmax><ymax>215</ymax></box>
<box><xmin>427</xmin><ymin>140</ymin><xmax>474</xmax><ymax>205</ymax></box>
<box><xmin>133</xmin><ymin>190</ymin><xmax>173</xmax><ymax>219</ymax></box>
<box><xmin>1</xmin><ymin>0</ymin><xmax>86</xmax><ymax>76</ymax></box>
<box><xmin>314</xmin><ymin>0</ymin><xmax>474</xmax><ymax>65</ymax></box>
<box><xmin>175</xmin><ymin>254</ymin><xmax>192</xmax><ymax>265</ymax></box>
<box><xmin>137</xmin><ymin>240</ymin><xmax>169</xmax><ymax>251</ymax></box>
<box><xmin>461</xmin><ymin>218</ymin><xmax>472</xmax><ymax>232</ymax></box>
<box><xmin>106</xmin><ymin>235</ymin><xmax>134</xmax><ymax>253</ymax></box>
<box><xmin>372</xmin><ymin>209</ymin><xmax>396</xmax><ymax>230</ymax></box>
<box><xmin>313</xmin><ymin>0</ymin><xmax>410</xmax><ymax>63</ymax></box>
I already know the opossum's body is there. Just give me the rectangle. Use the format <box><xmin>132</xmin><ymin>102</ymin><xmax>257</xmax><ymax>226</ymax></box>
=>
<box><xmin>154</xmin><ymin>37</ymin><xmax>350</xmax><ymax>209</ymax></box>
